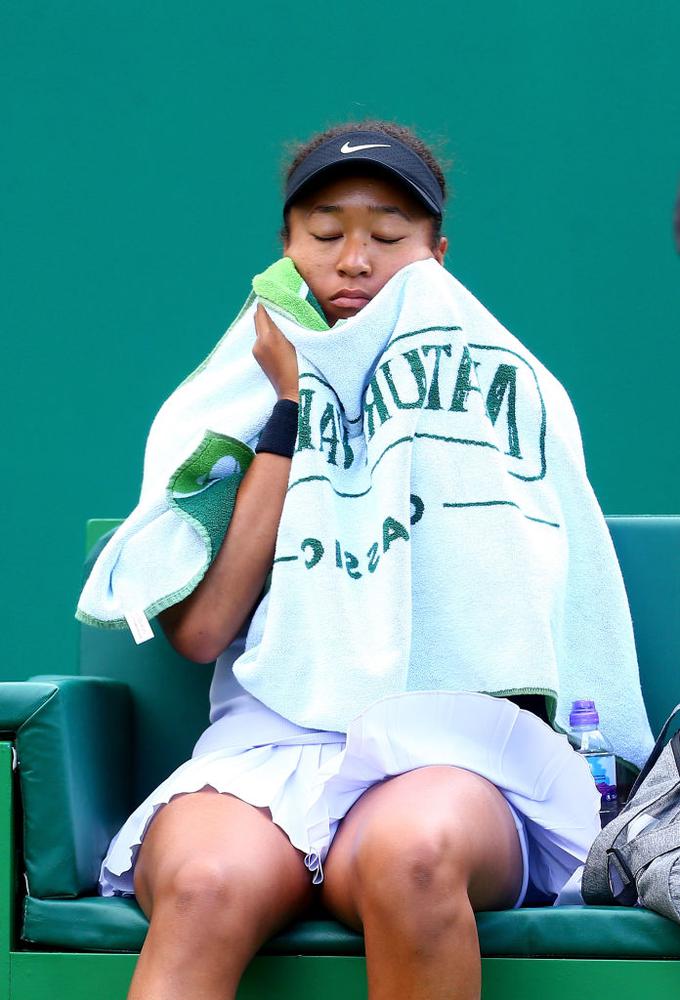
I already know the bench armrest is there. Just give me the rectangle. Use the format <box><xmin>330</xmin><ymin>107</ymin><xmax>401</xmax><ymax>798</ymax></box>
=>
<box><xmin>0</xmin><ymin>676</ymin><xmax>133</xmax><ymax>898</ymax></box>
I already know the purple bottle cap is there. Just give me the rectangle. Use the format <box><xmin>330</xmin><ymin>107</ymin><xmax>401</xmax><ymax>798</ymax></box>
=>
<box><xmin>569</xmin><ymin>699</ymin><xmax>600</xmax><ymax>727</ymax></box>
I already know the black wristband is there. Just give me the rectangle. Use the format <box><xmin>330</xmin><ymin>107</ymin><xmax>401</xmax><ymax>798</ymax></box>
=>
<box><xmin>255</xmin><ymin>398</ymin><xmax>299</xmax><ymax>458</ymax></box>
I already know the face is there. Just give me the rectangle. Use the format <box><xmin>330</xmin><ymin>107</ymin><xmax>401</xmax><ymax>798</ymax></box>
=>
<box><xmin>283</xmin><ymin>169</ymin><xmax>448</xmax><ymax>327</ymax></box>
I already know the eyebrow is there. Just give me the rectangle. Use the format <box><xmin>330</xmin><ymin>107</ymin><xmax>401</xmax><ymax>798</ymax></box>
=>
<box><xmin>307</xmin><ymin>203</ymin><xmax>413</xmax><ymax>222</ymax></box>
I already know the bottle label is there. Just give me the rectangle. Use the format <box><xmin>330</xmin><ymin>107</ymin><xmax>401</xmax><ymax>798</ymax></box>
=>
<box><xmin>586</xmin><ymin>753</ymin><xmax>618</xmax><ymax>803</ymax></box>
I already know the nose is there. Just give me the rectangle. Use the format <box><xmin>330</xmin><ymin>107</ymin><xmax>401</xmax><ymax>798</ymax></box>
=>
<box><xmin>336</xmin><ymin>235</ymin><xmax>371</xmax><ymax>278</ymax></box>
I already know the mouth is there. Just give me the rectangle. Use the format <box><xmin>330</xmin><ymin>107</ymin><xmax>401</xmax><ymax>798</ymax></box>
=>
<box><xmin>330</xmin><ymin>288</ymin><xmax>373</xmax><ymax>309</ymax></box>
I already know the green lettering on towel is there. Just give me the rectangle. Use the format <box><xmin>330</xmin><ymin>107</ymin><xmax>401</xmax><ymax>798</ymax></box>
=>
<box><xmin>367</xmin><ymin>542</ymin><xmax>380</xmax><ymax>573</ymax></box>
<box><xmin>340</xmin><ymin>415</ymin><xmax>355</xmax><ymax>469</ymax></box>
<box><xmin>486</xmin><ymin>364</ymin><xmax>521</xmax><ymax>459</ymax></box>
<box><xmin>301</xmin><ymin>537</ymin><xmax>324</xmax><ymax>569</ymax></box>
<box><xmin>450</xmin><ymin>346</ymin><xmax>482</xmax><ymax>412</ymax></box>
<box><xmin>381</xmin><ymin>349</ymin><xmax>427</xmax><ymax>410</ymax></box>
<box><xmin>296</xmin><ymin>388</ymin><xmax>315</xmax><ymax>452</ymax></box>
<box><xmin>410</xmin><ymin>493</ymin><xmax>425</xmax><ymax>525</ymax></box>
<box><xmin>319</xmin><ymin>402</ymin><xmax>340</xmax><ymax>466</ymax></box>
<box><xmin>344</xmin><ymin>551</ymin><xmax>362</xmax><ymax>579</ymax></box>
<box><xmin>421</xmin><ymin>344</ymin><xmax>452</xmax><ymax>410</ymax></box>
<box><xmin>363</xmin><ymin>376</ymin><xmax>391</xmax><ymax>440</ymax></box>
<box><xmin>383</xmin><ymin>516</ymin><xmax>410</xmax><ymax>552</ymax></box>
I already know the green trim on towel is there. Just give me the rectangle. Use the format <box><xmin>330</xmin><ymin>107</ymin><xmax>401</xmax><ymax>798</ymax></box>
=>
<box><xmin>484</xmin><ymin>687</ymin><xmax>557</xmax><ymax>722</ymax></box>
<box><xmin>253</xmin><ymin>256</ymin><xmax>330</xmax><ymax>331</ymax></box>
<box><xmin>166</xmin><ymin>432</ymin><xmax>256</xmax><ymax>600</ymax></box>
<box><xmin>75</xmin><ymin>608</ymin><xmax>128</xmax><ymax>630</ymax></box>
<box><xmin>170</xmin><ymin>432</ymin><xmax>254</xmax><ymax>500</ymax></box>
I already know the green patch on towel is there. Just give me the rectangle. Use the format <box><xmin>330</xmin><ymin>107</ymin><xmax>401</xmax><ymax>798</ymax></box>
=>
<box><xmin>169</xmin><ymin>432</ymin><xmax>254</xmax><ymax>559</ymax></box>
<box><xmin>253</xmin><ymin>256</ymin><xmax>329</xmax><ymax>331</ymax></box>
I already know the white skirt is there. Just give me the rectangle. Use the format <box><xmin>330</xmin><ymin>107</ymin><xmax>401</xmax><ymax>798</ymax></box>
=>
<box><xmin>99</xmin><ymin>691</ymin><xmax>602</xmax><ymax>908</ymax></box>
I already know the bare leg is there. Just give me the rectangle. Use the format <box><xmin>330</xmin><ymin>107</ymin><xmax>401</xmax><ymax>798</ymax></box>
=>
<box><xmin>320</xmin><ymin>766</ymin><xmax>525</xmax><ymax>1000</ymax></box>
<box><xmin>128</xmin><ymin>788</ymin><xmax>315</xmax><ymax>1000</ymax></box>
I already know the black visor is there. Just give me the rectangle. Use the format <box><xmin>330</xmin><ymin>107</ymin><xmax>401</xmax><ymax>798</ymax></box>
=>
<box><xmin>283</xmin><ymin>130</ymin><xmax>444</xmax><ymax>219</ymax></box>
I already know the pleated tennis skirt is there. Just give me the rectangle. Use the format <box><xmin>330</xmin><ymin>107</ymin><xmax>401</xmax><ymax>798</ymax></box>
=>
<box><xmin>99</xmin><ymin>691</ymin><xmax>602</xmax><ymax>908</ymax></box>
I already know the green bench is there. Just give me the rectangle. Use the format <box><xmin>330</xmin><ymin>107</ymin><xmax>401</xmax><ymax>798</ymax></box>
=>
<box><xmin>1</xmin><ymin>515</ymin><xmax>679</xmax><ymax>998</ymax></box>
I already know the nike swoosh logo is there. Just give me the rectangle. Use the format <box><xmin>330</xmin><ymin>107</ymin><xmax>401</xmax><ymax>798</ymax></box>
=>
<box><xmin>340</xmin><ymin>141</ymin><xmax>392</xmax><ymax>154</ymax></box>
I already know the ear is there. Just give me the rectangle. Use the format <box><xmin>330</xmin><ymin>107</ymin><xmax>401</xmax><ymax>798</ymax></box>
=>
<box><xmin>434</xmin><ymin>235</ymin><xmax>448</xmax><ymax>264</ymax></box>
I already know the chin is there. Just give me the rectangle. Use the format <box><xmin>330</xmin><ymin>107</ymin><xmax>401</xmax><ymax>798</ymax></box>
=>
<box><xmin>330</xmin><ymin>302</ymin><xmax>368</xmax><ymax>320</ymax></box>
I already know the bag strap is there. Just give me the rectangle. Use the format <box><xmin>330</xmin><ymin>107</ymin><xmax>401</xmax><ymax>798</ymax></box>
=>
<box><xmin>616</xmin><ymin>820</ymin><xmax>680</xmax><ymax>878</ymax></box>
<box><xmin>628</xmin><ymin>704</ymin><xmax>680</xmax><ymax>800</ymax></box>
<box><xmin>605</xmin><ymin>849</ymin><xmax>641</xmax><ymax>906</ymax></box>
<box><xmin>582</xmin><ymin>808</ymin><xmax>635</xmax><ymax>905</ymax></box>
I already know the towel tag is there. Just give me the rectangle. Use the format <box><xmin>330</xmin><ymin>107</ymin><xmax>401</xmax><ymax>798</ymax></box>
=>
<box><xmin>125</xmin><ymin>609</ymin><xmax>154</xmax><ymax>645</ymax></box>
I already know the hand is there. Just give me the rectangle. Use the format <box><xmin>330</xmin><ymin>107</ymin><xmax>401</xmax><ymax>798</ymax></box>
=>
<box><xmin>252</xmin><ymin>303</ymin><xmax>299</xmax><ymax>402</ymax></box>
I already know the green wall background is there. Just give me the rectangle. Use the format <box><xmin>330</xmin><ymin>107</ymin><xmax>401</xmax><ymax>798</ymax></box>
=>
<box><xmin>2</xmin><ymin>2</ymin><xmax>678</xmax><ymax>680</ymax></box>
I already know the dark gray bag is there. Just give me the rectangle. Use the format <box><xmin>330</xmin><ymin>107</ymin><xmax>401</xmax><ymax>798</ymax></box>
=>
<box><xmin>582</xmin><ymin>704</ymin><xmax>680</xmax><ymax>922</ymax></box>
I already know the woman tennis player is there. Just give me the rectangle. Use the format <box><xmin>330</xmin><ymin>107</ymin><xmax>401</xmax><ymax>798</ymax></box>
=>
<box><xmin>99</xmin><ymin>119</ymin><xmax>604</xmax><ymax>1000</ymax></box>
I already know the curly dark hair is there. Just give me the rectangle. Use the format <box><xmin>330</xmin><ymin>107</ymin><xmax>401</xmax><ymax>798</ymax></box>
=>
<box><xmin>279</xmin><ymin>118</ymin><xmax>452</xmax><ymax>250</ymax></box>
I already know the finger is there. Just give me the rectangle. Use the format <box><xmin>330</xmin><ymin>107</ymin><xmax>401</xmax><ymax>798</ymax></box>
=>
<box><xmin>256</xmin><ymin>302</ymin><xmax>277</xmax><ymax>333</ymax></box>
<box><xmin>254</xmin><ymin>302</ymin><xmax>266</xmax><ymax>336</ymax></box>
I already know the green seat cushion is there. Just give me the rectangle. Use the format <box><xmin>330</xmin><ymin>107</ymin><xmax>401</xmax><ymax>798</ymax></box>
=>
<box><xmin>0</xmin><ymin>683</ymin><xmax>61</xmax><ymax>733</ymax></box>
<box><xmin>21</xmin><ymin>896</ymin><xmax>680</xmax><ymax>958</ymax></box>
<box><xmin>3</xmin><ymin>676</ymin><xmax>134</xmax><ymax>897</ymax></box>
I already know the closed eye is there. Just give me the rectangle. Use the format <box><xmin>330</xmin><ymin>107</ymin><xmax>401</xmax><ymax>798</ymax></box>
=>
<box><xmin>313</xmin><ymin>236</ymin><xmax>404</xmax><ymax>244</ymax></box>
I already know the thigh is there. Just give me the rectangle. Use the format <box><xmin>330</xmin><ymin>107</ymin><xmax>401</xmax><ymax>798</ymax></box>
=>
<box><xmin>320</xmin><ymin>765</ymin><xmax>524</xmax><ymax>930</ymax></box>
<box><xmin>134</xmin><ymin>786</ymin><xmax>315</xmax><ymax>934</ymax></box>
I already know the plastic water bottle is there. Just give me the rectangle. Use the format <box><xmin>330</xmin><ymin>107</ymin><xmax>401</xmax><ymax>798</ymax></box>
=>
<box><xmin>568</xmin><ymin>699</ymin><xmax>619</xmax><ymax>826</ymax></box>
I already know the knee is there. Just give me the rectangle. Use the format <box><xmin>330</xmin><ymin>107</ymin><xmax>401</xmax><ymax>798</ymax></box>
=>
<box><xmin>351</xmin><ymin>821</ymin><xmax>471</xmax><ymax>927</ymax></box>
<box><xmin>152</xmin><ymin>857</ymin><xmax>254</xmax><ymax>937</ymax></box>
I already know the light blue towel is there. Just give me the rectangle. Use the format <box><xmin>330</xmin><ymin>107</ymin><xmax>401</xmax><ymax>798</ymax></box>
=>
<box><xmin>77</xmin><ymin>256</ymin><xmax>654</xmax><ymax>771</ymax></box>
